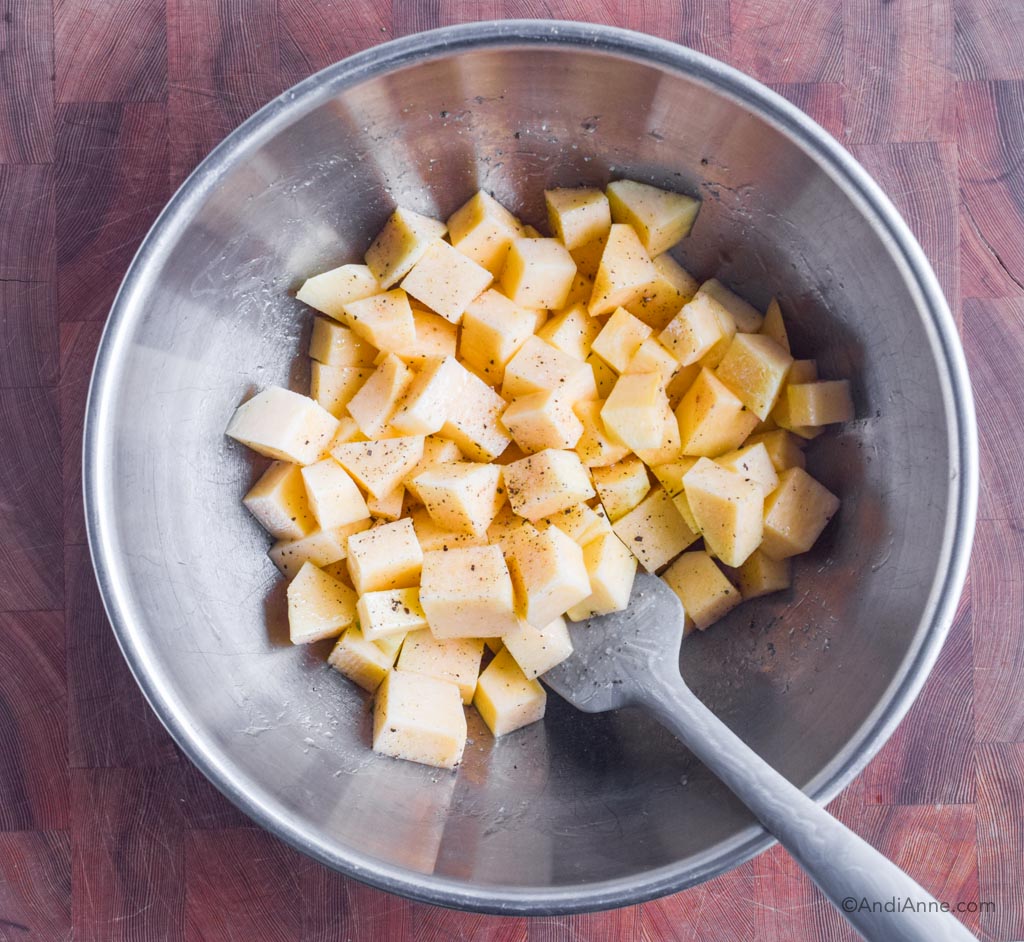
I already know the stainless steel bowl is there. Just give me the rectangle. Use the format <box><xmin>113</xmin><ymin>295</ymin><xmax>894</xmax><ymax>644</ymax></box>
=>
<box><xmin>84</xmin><ymin>21</ymin><xmax>977</xmax><ymax>914</ymax></box>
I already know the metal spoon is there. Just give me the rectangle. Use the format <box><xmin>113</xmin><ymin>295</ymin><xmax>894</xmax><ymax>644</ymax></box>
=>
<box><xmin>543</xmin><ymin>572</ymin><xmax>977</xmax><ymax>942</ymax></box>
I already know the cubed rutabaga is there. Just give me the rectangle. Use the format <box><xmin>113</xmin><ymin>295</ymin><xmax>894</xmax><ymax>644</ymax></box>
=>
<box><xmin>573</xmin><ymin>400</ymin><xmax>631</xmax><ymax>468</ymax></box>
<box><xmin>345</xmin><ymin>354</ymin><xmax>413</xmax><ymax>438</ymax></box>
<box><xmin>744</xmin><ymin>429</ymin><xmax>806</xmax><ymax>472</ymax></box>
<box><xmin>536</xmin><ymin>501</ymin><xmax>612</xmax><ymax>546</ymax></box>
<box><xmin>500</xmin><ymin>237</ymin><xmax>578</xmax><ymax>310</ymax></box>
<box><xmin>502</xmin><ymin>448</ymin><xmax>595</xmax><ymax>520</ymax></box>
<box><xmin>623</xmin><ymin>337</ymin><xmax>679</xmax><ymax>386</ymax></box>
<box><xmin>570</xmin><ymin>233</ymin><xmax>608</xmax><ymax>279</ymax></box>
<box><xmin>459</xmin><ymin>289</ymin><xmax>536</xmax><ymax>385</ymax></box>
<box><xmin>410</xmin><ymin>506</ymin><xmax>487</xmax><ymax>552</ymax></box>
<box><xmin>390</xmin><ymin>356</ymin><xmax>468</xmax><ymax>436</ymax></box>
<box><xmin>632</xmin><ymin>402</ymin><xmax>683</xmax><ymax>467</ymax></box>
<box><xmin>372</xmin><ymin>670</ymin><xmax>467</xmax><ymax>770</ymax></box>
<box><xmin>716</xmin><ymin>442</ymin><xmax>779</xmax><ymax>496</ymax></box>
<box><xmin>566</xmin><ymin>531</ymin><xmax>637</xmax><ymax>620</ymax></box>
<box><xmin>341</xmin><ymin>288</ymin><xmax>418</xmax><ymax>354</ymax></box>
<box><xmin>346</xmin><ymin>517</ymin><xmax>423</xmax><ymax>593</ymax></box>
<box><xmin>666</xmin><ymin>362</ymin><xmax>701</xmax><ymax>405</ymax></box>
<box><xmin>731</xmin><ymin>549</ymin><xmax>792</xmax><ymax>600</ymax></box>
<box><xmin>591</xmin><ymin>307</ymin><xmax>652</xmax><ymax>372</ymax></box>
<box><xmin>226</xmin><ymin>386</ymin><xmax>340</xmax><ymax>465</ymax></box>
<box><xmin>501</xmin><ymin>389</ymin><xmax>584</xmax><ymax>453</ymax></box>
<box><xmin>592</xmin><ymin>455</ymin><xmax>651</xmax><ymax>522</ymax></box>
<box><xmin>300</xmin><ymin>458</ymin><xmax>370</xmax><ymax>529</ymax></box>
<box><xmin>504</xmin><ymin>524</ymin><xmax>591</xmax><ymax>627</ymax></box>
<box><xmin>588</xmin><ymin>224</ymin><xmax>659</xmax><ymax>317</ymax></box>
<box><xmin>326</xmin><ymin>415</ymin><xmax>365</xmax><ymax>448</ymax></box>
<box><xmin>447</xmin><ymin>190</ymin><xmax>524</xmax><ymax>275</ymax></box>
<box><xmin>243</xmin><ymin>461</ymin><xmax>316</xmax><ymax>540</ymax></box>
<box><xmin>310</xmin><ymin>363</ymin><xmax>373</xmax><ymax>417</ymax></box>
<box><xmin>759</xmin><ymin>297</ymin><xmax>790</xmax><ymax>352</ymax></box>
<box><xmin>439</xmin><ymin>369</ymin><xmax>512</xmax><ymax>462</ymax></box>
<box><xmin>544</xmin><ymin>187</ymin><xmax>611</xmax><ymax>250</ymax></box>
<box><xmin>268</xmin><ymin>520</ymin><xmax>372</xmax><ymax>577</ymax></box>
<box><xmin>410</xmin><ymin>460</ymin><xmax>504</xmax><ymax>537</ymax></box>
<box><xmin>662</xmin><ymin>551</ymin><xmax>742</xmax><ymax>631</ymax></box>
<box><xmin>682</xmin><ymin>457</ymin><xmax>764</xmax><ymax>567</ymax></box>
<box><xmin>502</xmin><ymin>615</ymin><xmax>573</xmax><ymax>679</ymax></box>
<box><xmin>402</xmin><ymin>308</ymin><xmax>459</xmax><ymax>366</ymax></box>
<box><xmin>296</xmin><ymin>263</ymin><xmax>379</xmax><ymax>321</ymax></box>
<box><xmin>624</xmin><ymin>254</ymin><xmax>699</xmax><ymax>331</ymax></box>
<box><xmin>606</xmin><ymin>180</ymin><xmax>701</xmax><ymax>256</ymax></box>
<box><xmin>331</xmin><ymin>435</ymin><xmax>425</xmax><ymax>499</ymax></box>
<box><xmin>364</xmin><ymin>207</ymin><xmax>447</xmax><ymax>288</ymax></box>
<box><xmin>501</xmin><ymin>336</ymin><xmax>598</xmax><ymax>404</ymax></box>
<box><xmin>611</xmin><ymin>486</ymin><xmax>698</xmax><ymax>572</ymax></box>
<box><xmin>785</xmin><ymin>380</ymin><xmax>854</xmax><ymax>427</ymax></box>
<box><xmin>676</xmin><ymin>368</ymin><xmax>760</xmax><ymax>457</ymax></box>
<box><xmin>328</xmin><ymin>624</ymin><xmax>403</xmax><ymax>692</ymax></box>
<box><xmin>485</xmin><ymin>502</ymin><xmax>532</xmax><ymax>553</ymax></box>
<box><xmin>536</xmin><ymin>303</ymin><xmax>602</xmax><ymax>362</ymax></box>
<box><xmin>401</xmin><ymin>239</ymin><xmax>493</xmax><ymax>323</ymax></box>
<box><xmin>473</xmin><ymin>647</ymin><xmax>546</xmax><ymax>737</ymax></box>
<box><xmin>714</xmin><ymin>333</ymin><xmax>794</xmax><ymax>420</ymax></box>
<box><xmin>403</xmin><ymin>436</ymin><xmax>464</xmax><ymax>500</ymax></box>
<box><xmin>649</xmin><ymin>457</ymin><xmax>699</xmax><ymax>531</ymax></box>
<box><xmin>761</xmin><ymin>467</ymin><xmax>840</xmax><ymax>560</ymax></box>
<box><xmin>397</xmin><ymin>629</ymin><xmax>483</xmax><ymax>704</ymax></box>
<box><xmin>287</xmin><ymin>561</ymin><xmax>358</xmax><ymax>644</ymax></box>
<box><xmin>365</xmin><ymin>485</ymin><xmax>406</xmax><ymax>521</ymax></box>
<box><xmin>601</xmin><ymin>371</ymin><xmax>669</xmax><ymax>453</ymax></box>
<box><xmin>695</xmin><ymin>279</ymin><xmax>763</xmax><ymax>334</ymax></box>
<box><xmin>419</xmin><ymin>545</ymin><xmax>520</xmax><ymax>639</ymax></box>
<box><xmin>659</xmin><ymin>293</ymin><xmax>732</xmax><ymax>367</ymax></box>
<box><xmin>309</xmin><ymin>317</ymin><xmax>377</xmax><ymax>367</ymax></box>
<box><xmin>587</xmin><ymin>352</ymin><xmax>618</xmax><ymax>399</ymax></box>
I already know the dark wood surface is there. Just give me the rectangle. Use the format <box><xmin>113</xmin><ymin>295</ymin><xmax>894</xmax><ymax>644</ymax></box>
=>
<box><xmin>1</xmin><ymin>1</ymin><xmax>1022</xmax><ymax>939</ymax></box>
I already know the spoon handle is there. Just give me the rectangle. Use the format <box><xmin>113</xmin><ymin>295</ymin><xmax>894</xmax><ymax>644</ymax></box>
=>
<box><xmin>640</xmin><ymin>676</ymin><xmax>978</xmax><ymax>942</ymax></box>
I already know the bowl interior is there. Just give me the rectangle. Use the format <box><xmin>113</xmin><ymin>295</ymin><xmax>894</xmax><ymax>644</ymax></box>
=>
<box><xmin>87</xmin><ymin>25</ymin><xmax>967</xmax><ymax>911</ymax></box>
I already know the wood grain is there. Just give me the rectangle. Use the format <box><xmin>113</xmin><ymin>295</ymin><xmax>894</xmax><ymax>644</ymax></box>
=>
<box><xmin>731</xmin><ymin>0</ymin><xmax>842</xmax><ymax>84</ymax></box>
<box><xmin>954</xmin><ymin>0</ymin><xmax>1024</xmax><ymax>81</ymax></box>
<box><xmin>0</xmin><ymin>0</ymin><xmax>54</xmax><ymax>164</ymax></box>
<box><xmin>0</xmin><ymin>831</ymin><xmax>71</xmax><ymax>942</ymax></box>
<box><xmin>0</xmin><ymin>279</ymin><xmax>58</xmax><ymax>388</ymax></box>
<box><xmin>0</xmin><ymin>164</ymin><xmax>55</xmax><ymax>282</ymax></box>
<box><xmin>976</xmin><ymin>742</ymin><xmax>1024</xmax><ymax>941</ymax></box>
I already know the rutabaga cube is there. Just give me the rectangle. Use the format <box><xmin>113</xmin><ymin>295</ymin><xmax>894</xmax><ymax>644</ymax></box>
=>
<box><xmin>473</xmin><ymin>647</ymin><xmax>546</xmax><ymax>737</ymax></box>
<box><xmin>485</xmin><ymin>503</ymin><xmax>532</xmax><ymax>553</ymax></box>
<box><xmin>682</xmin><ymin>457</ymin><xmax>764</xmax><ymax>567</ymax></box>
<box><xmin>570</xmin><ymin>232</ymin><xmax>607</xmax><ymax>279</ymax></box>
<box><xmin>310</xmin><ymin>363</ymin><xmax>373</xmax><ymax>417</ymax></box>
<box><xmin>331</xmin><ymin>435</ymin><xmax>424</xmax><ymax>499</ymax></box>
<box><xmin>390</xmin><ymin>356</ymin><xmax>468</xmax><ymax>436</ymax></box>
<box><xmin>502</xmin><ymin>448</ymin><xmax>596</xmax><ymax>520</ymax></box>
<box><xmin>501</xmin><ymin>389</ymin><xmax>584</xmax><ymax>453</ymax></box>
<box><xmin>785</xmin><ymin>380</ymin><xmax>854</xmax><ymax>427</ymax></box>
<box><xmin>295</xmin><ymin>263</ymin><xmax>379</xmax><ymax>320</ymax></box>
<box><xmin>695</xmin><ymin>279</ymin><xmax>763</xmax><ymax>333</ymax></box>
<box><xmin>328</xmin><ymin>624</ymin><xmax>402</xmax><ymax>692</ymax></box>
<box><xmin>372</xmin><ymin>670</ymin><xmax>467</xmax><ymax>770</ymax></box>
<box><xmin>268</xmin><ymin>520</ymin><xmax>371</xmax><ymax>577</ymax></box>
<box><xmin>716</xmin><ymin>442</ymin><xmax>779</xmax><ymax>496</ymax></box>
<box><xmin>309</xmin><ymin>316</ymin><xmax>378</xmax><ymax>367</ymax></box>
<box><xmin>606</xmin><ymin>180</ymin><xmax>701</xmax><ymax>257</ymax></box>
<box><xmin>573</xmin><ymin>400</ymin><xmax>631</xmax><ymax>468</ymax></box>
<box><xmin>744</xmin><ymin>430</ymin><xmax>806</xmax><ymax>472</ymax></box>
<box><xmin>439</xmin><ymin>369</ymin><xmax>512</xmax><ymax>462</ymax></box>
<box><xmin>502</xmin><ymin>336</ymin><xmax>598</xmax><ymax>404</ymax></box>
<box><xmin>447</xmin><ymin>190</ymin><xmax>524</xmax><ymax>275</ymax></box>
<box><xmin>346</xmin><ymin>517</ymin><xmax>423</xmax><ymax>593</ymax></box>
<box><xmin>662</xmin><ymin>551</ymin><xmax>741</xmax><ymax>630</ymax></box>
<box><xmin>403</xmin><ymin>436</ymin><xmax>465</xmax><ymax>501</ymax></box>
<box><xmin>733</xmin><ymin>549</ymin><xmax>792</xmax><ymax>600</ymax></box>
<box><xmin>459</xmin><ymin>289</ymin><xmax>537</xmax><ymax>385</ymax></box>
<box><xmin>676</xmin><ymin>368</ymin><xmax>759</xmax><ymax>457</ymax></box>
<box><xmin>300</xmin><ymin>458</ymin><xmax>370</xmax><ymax>529</ymax></box>
<box><xmin>623</xmin><ymin>337</ymin><xmax>680</xmax><ymax>385</ymax></box>
<box><xmin>341</xmin><ymin>288</ymin><xmax>417</xmax><ymax>354</ymax></box>
<box><xmin>504</xmin><ymin>524</ymin><xmax>591</xmax><ymax>628</ymax></box>
<box><xmin>419</xmin><ymin>545</ymin><xmax>519</xmax><ymax>638</ymax></box>
<box><xmin>536</xmin><ymin>303</ymin><xmax>602</xmax><ymax>362</ymax></box>
<box><xmin>226</xmin><ymin>386</ymin><xmax>340</xmax><ymax>465</ymax></box>
<box><xmin>588</xmin><ymin>224</ymin><xmax>659</xmax><ymax>317</ymax></box>
<box><xmin>365</xmin><ymin>207</ymin><xmax>447</xmax><ymax>288</ymax></box>
<box><xmin>287</xmin><ymin>561</ymin><xmax>358</xmax><ymax>644</ymax></box>
<box><xmin>345</xmin><ymin>354</ymin><xmax>413</xmax><ymax>437</ymax></box>
<box><xmin>544</xmin><ymin>187</ymin><xmax>611</xmax><ymax>250</ymax></box>
<box><xmin>397</xmin><ymin>308</ymin><xmax>459</xmax><ymax>367</ymax></box>
<box><xmin>592</xmin><ymin>455</ymin><xmax>651</xmax><ymax>522</ymax></box>
<box><xmin>659</xmin><ymin>293</ymin><xmax>732</xmax><ymax>366</ymax></box>
<box><xmin>243</xmin><ymin>461</ymin><xmax>316</xmax><ymax>540</ymax></box>
<box><xmin>760</xmin><ymin>297</ymin><xmax>790</xmax><ymax>352</ymax></box>
<box><xmin>401</xmin><ymin>239</ymin><xmax>493</xmax><ymax>324</ymax></box>
<box><xmin>357</xmin><ymin>587</ymin><xmax>428</xmax><ymax>641</ymax></box>
<box><xmin>537</xmin><ymin>501</ymin><xmax>612</xmax><ymax>546</ymax></box>
<box><xmin>502</xmin><ymin>615</ymin><xmax>573</xmax><ymax>679</ymax></box>
<box><xmin>566</xmin><ymin>531</ymin><xmax>638</xmax><ymax>620</ymax></box>
<box><xmin>410</xmin><ymin>506</ymin><xmax>488</xmax><ymax>552</ymax></box>
<box><xmin>611</xmin><ymin>486</ymin><xmax>698</xmax><ymax>572</ymax></box>
<box><xmin>365</xmin><ymin>485</ymin><xmax>406</xmax><ymax>521</ymax></box>
<box><xmin>591</xmin><ymin>307</ymin><xmax>652</xmax><ymax>372</ymax></box>
<box><xmin>601</xmin><ymin>371</ymin><xmax>669</xmax><ymax>453</ymax></box>
<box><xmin>410</xmin><ymin>460</ymin><xmax>504</xmax><ymax>537</ymax></box>
<box><xmin>397</xmin><ymin>629</ymin><xmax>483</xmax><ymax>703</ymax></box>
<box><xmin>624</xmin><ymin>254</ymin><xmax>699</xmax><ymax>331</ymax></box>
<box><xmin>714</xmin><ymin>333</ymin><xmax>794</xmax><ymax>420</ymax></box>
<box><xmin>500</xmin><ymin>237</ymin><xmax>577</xmax><ymax>310</ymax></box>
<box><xmin>632</xmin><ymin>402</ymin><xmax>683</xmax><ymax>467</ymax></box>
<box><xmin>761</xmin><ymin>467</ymin><xmax>840</xmax><ymax>560</ymax></box>
<box><xmin>649</xmin><ymin>457</ymin><xmax>700</xmax><ymax>531</ymax></box>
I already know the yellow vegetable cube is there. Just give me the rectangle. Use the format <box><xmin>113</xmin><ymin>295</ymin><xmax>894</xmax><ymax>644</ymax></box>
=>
<box><xmin>459</xmin><ymin>289</ymin><xmax>536</xmax><ymax>384</ymax></box>
<box><xmin>268</xmin><ymin>520</ymin><xmax>371</xmax><ymax>577</ymax></box>
<box><xmin>366</xmin><ymin>485</ymin><xmax>405</xmax><ymax>521</ymax></box>
<box><xmin>300</xmin><ymin>458</ymin><xmax>370</xmax><ymax>529</ymax></box>
<box><xmin>420</xmin><ymin>545</ymin><xmax>519</xmax><ymax>638</ymax></box>
<box><xmin>759</xmin><ymin>297</ymin><xmax>790</xmax><ymax>352</ymax></box>
<box><xmin>570</xmin><ymin>233</ymin><xmax>608</xmax><ymax>279</ymax></box>
<box><xmin>659</xmin><ymin>293</ymin><xmax>731</xmax><ymax>366</ymax></box>
<box><xmin>502</xmin><ymin>336</ymin><xmax>598</xmax><ymax>404</ymax></box>
<box><xmin>591</xmin><ymin>307</ymin><xmax>653</xmax><ymax>372</ymax></box>
<box><xmin>503</xmin><ymin>449</ymin><xmax>596</xmax><ymax>520</ymax></box>
<box><xmin>485</xmin><ymin>502</ymin><xmax>532</xmax><ymax>553</ymax></box>
<box><xmin>396</xmin><ymin>308</ymin><xmax>458</xmax><ymax>367</ymax></box>
<box><xmin>592</xmin><ymin>456</ymin><xmax>651</xmax><ymax>521</ymax></box>
<box><xmin>326</xmin><ymin>415</ymin><xmax>365</xmax><ymax>448</ymax></box>
<box><xmin>501</xmin><ymin>389</ymin><xmax>584</xmax><ymax>453</ymax></box>
<box><xmin>632</xmin><ymin>403</ymin><xmax>683</xmax><ymax>466</ymax></box>
<box><xmin>365</xmin><ymin>207</ymin><xmax>447</xmax><ymax>288</ymax></box>
<box><xmin>310</xmin><ymin>363</ymin><xmax>373</xmax><ymax>417</ymax></box>
<box><xmin>537</xmin><ymin>302</ymin><xmax>602</xmax><ymax>361</ymax></box>
<box><xmin>390</xmin><ymin>356</ymin><xmax>468</xmax><ymax>436</ymax></box>
<box><xmin>502</xmin><ymin>615</ymin><xmax>573</xmax><ymax>679</ymax></box>
<box><xmin>287</xmin><ymin>561</ymin><xmax>358</xmax><ymax>644</ymax></box>
<box><xmin>601</xmin><ymin>371</ymin><xmax>669</xmax><ymax>453</ymax></box>
<box><xmin>606</xmin><ymin>179</ymin><xmax>701</xmax><ymax>256</ymax></box>
<box><xmin>666</xmin><ymin>361</ymin><xmax>701</xmax><ymax>404</ymax></box>
<box><xmin>573</xmin><ymin>400</ymin><xmax>631</xmax><ymax>468</ymax></box>
<box><xmin>410</xmin><ymin>506</ymin><xmax>487</xmax><ymax>552</ymax></box>
<box><xmin>586</xmin><ymin>352</ymin><xmax>617</xmax><ymax>398</ymax></box>
<box><xmin>544</xmin><ymin>187</ymin><xmax>611</xmax><ymax>250</ymax></box>
<box><xmin>611</xmin><ymin>486</ymin><xmax>699</xmax><ymax>572</ymax></box>
<box><xmin>696</xmin><ymin>279</ymin><xmax>763</xmax><ymax>333</ymax></box>
<box><xmin>566</xmin><ymin>531</ymin><xmax>638</xmax><ymax>620</ymax></box>
<box><xmin>537</xmin><ymin>501</ymin><xmax>612</xmax><ymax>546</ymax></box>
<box><xmin>676</xmin><ymin>368</ymin><xmax>759</xmax><ymax>457</ymax></box>
<box><xmin>410</xmin><ymin>460</ymin><xmax>504</xmax><ymax>537</ymax></box>
<box><xmin>624</xmin><ymin>338</ymin><xmax>680</xmax><ymax>387</ymax></box>
<box><xmin>372</xmin><ymin>670</ymin><xmax>467</xmax><ymax>769</ymax></box>
<box><xmin>714</xmin><ymin>333</ymin><xmax>794</xmax><ymax>420</ymax></box>
<box><xmin>662</xmin><ymin>551</ymin><xmax>741</xmax><ymax>630</ymax></box>
<box><xmin>226</xmin><ymin>386</ymin><xmax>340</xmax><ymax>465</ymax></box>
<box><xmin>504</xmin><ymin>524</ymin><xmax>591</xmax><ymax>627</ymax></box>
<box><xmin>345</xmin><ymin>353</ymin><xmax>413</xmax><ymax>437</ymax></box>
<box><xmin>624</xmin><ymin>253</ymin><xmax>699</xmax><ymax>330</ymax></box>
<box><xmin>588</xmin><ymin>224</ymin><xmax>659</xmax><ymax>316</ymax></box>
<box><xmin>761</xmin><ymin>467</ymin><xmax>840</xmax><ymax>560</ymax></box>
<box><xmin>309</xmin><ymin>316</ymin><xmax>378</xmax><ymax>367</ymax></box>
<box><xmin>649</xmin><ymin>457</ymin><xmax>700</xmax><ymax>531</ymax></box>
<box><xmin>745</xmin><ymin>429</ymin><xmax>806</xmax><ymax>472</ymax></box>
<box><xmin>786</xmin><ymin>380</ymin><xmax>854</xmax><ymax>426</ymax></box>
<box><xmin>341</xmin><ymin>288</ymin><xmax>417</xmax><ymax>354</ymax></box>
<box><xmin>401</xmin><ymin>239</ymin><xmax>493</xmax><ymax>324</ymax></box>
<box><xmin>243</xmin><ymin>461</ymin><xmax>316</xmax><ymax>540</ymax></box>
<box><xmin>447</xmin><ymin>190</ymin><xmax>523</xmax><ymax>275</ymax></box>
<box><xmin>331</xmin><ymin>435</ymin><xmax>424</xmax><ymax>499</ymax></box>
<box><xmin>296</xmin><ymin>263</ymin><xmax>379</xmax><ymax>321</ymax></box>
<box><xmin>733</xmin><ymin>549</ymin><xmax>792</xmax><ymax>599</ymax></box>
<box><xmin>403</xmin><ymin>436</ymin><xmax>464</xmax><ymax>498</ymax></box>
<box><xmin>440</xmin><ymin>369</ymin><xmax>512</xmax><ymax>461</ymax></box>
<box><xmin>682</xmin><ymin>458</ymin><xmax>763</xmax><ymax>567</ymax></box>
<box><xmin>328</xmin><ymin>624</ymin><xmax>401</xmax><ymax>692</ymax></box>
<box><xmin>346</xmin><ymin>517</ymin><xmax>423</xmax><ymax>593</ymax></box>
<box><xmin>397</xmin><ymin>629</ymin><xmax>483</xmax><ymax>703</ymax></box>
<box><xmin>500</xmin><ymin>237</ymin><xmax>577</xmax><ymax>310</ymax></box>
<box><xmin>473</xmin><ymin>647</ymin><xmax>547</xmax><ymax>737</ymax></box>
<box><xmin>716</xmin><ymin>442</ymin><xmax>779</xmax><ymax>496</ymax></box>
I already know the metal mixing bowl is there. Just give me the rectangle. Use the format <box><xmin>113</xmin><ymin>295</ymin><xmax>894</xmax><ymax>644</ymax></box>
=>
<box><xmin>84</xmin><ymin>21</ymin><xmax>977</xmax><ymax>914</ymax></box>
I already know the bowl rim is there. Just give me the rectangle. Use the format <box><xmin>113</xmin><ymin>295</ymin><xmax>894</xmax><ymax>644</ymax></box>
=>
<box><xmin>83</xmin><ymin>19</ymin><xmax>978</xmax><ymax>915</ymax></box>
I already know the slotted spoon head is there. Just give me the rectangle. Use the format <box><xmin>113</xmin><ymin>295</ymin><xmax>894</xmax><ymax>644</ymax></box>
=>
<box><xmin>542</xmin><ymin>572</ymin><xmax>688</xmax><ymax>713</ymax></box>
